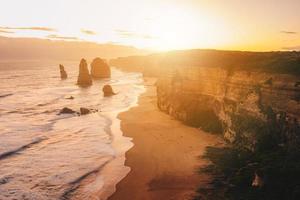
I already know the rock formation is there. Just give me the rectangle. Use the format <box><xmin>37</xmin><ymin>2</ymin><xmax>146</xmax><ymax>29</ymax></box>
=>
<box><xmin>59</xmin><ymin>107</ymin><xmax>76</xmax><ymax>114</ymax></box>
<box><xmin>156</xmin><ymin>66</ymin><xmax>300</xmax><ymax>150</ymax></box>
<box><xmin>59</xmin><ymin>64</ymin><xmax>67</xmax><ymax>79</ymax></box>
<box><xmin>91</xmin><ymin>57</ymin><xmax>111</xmax><ymax>78</ymax></box>
<box><xmin>77</xmin><ymin>59</ymin><xmax>92</xmax><ymax>86</ymax></box>
<box><xmin>65</xmin><ymin>96</ymin><xmax>74</xmax><ymax>100</ymax></box>
<box><xmin>110</xmin><ymin>49</ymin><xmax>300</xmax><ymax>149</ymax></box>
<box><xmin>59</xmin><ymin>107</ymin><xmax>97</xmax><ymax>115</ymax></box>
<box><xmin>80</xmin><ymin>107</ymin><xmax>91</xmax><ymax>115</ymax></box>
<box><xmin>102</xmin><ymin>85</ymin><xmax>116</xmax><ymax>97</ymax></box>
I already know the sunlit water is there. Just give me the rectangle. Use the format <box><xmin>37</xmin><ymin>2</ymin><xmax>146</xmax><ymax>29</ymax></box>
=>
<box><xmin>0</xmin><ymin>60</ymin><xmax>145</xmax><ymax>200</ymax></box>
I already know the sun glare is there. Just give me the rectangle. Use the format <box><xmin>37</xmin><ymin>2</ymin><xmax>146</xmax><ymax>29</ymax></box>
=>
<box><xmin>1</xmin><ymin>0</ymin><xmax>299</xmax><ymax>51</ymax></box>
<box><xmin>140</xmin><ymin>7</ymin><xmax>231</xmax><ymax>51</ymax></box>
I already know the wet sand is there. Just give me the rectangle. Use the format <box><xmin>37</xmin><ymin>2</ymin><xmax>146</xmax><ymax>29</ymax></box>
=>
<box><xmin>108</xmin><ymin>78</ymin><xmax>222</xmax><ymax>200</ymax></box>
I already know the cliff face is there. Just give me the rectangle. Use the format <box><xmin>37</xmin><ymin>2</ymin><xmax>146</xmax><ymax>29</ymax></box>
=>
<box><xmin>111</xmin><ymin>49</ymin><xmax>300</xmax><ymax>149</ymax></box>
<box><xmin>157</xmin><ymin>66</ymin><xmax>300</xmax><ymax>150</ymax></box>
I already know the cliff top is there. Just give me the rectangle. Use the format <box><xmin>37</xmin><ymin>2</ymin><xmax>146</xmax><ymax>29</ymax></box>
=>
<box><xmin>110</xmin><ymin>49</ymin><xmax>300</xmax><ymax>75</ymax></box>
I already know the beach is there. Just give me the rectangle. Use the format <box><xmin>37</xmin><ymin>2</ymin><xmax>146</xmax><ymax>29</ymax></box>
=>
<box><xmin>109</xmin><ymin>78</ymin><xmax>222</xmax><ymax>200</ymax></box>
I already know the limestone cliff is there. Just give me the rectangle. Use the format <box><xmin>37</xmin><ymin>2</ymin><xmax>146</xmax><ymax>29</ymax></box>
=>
<box><xmin>110</xmin><ymin>49</ymin><xmax>300</xmax><ymax>149</ymax></box>
<box><xmin>157</xmin><ymin>66</ymin><xmax>300</xmax><ymax>150</ymax></box>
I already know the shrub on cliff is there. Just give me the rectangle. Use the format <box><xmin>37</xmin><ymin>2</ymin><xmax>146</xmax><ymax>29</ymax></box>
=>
<box><xmin>195</xmin><ymin>136</ymin><xmax>300</xmax><ymax>200</ymax></box>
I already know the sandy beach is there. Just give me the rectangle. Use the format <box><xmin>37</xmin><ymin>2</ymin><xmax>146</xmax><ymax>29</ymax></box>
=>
<box><xmin>108</xmin><ymin>78</ymin><xmax>222</xmax><ymax>200</ymax></box>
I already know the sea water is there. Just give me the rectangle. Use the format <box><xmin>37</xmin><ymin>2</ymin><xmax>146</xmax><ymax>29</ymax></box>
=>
<box><xmin>0</xmin><ymin>60</ymin><xmax>144</xmax><ymax>200</ymax></box>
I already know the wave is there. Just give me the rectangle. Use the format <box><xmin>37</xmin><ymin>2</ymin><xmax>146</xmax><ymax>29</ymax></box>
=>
<box><xmin>0</xmin><ymin>137</ymin><xmax>46</xmax><ymax>160</ymax></box>
<box><xmin>60</xmin><ymin>158</ymin><xmax>113</xmax><ymax>200</ymax></box>
<box><xmin>0</xmin><ymin>93</ymin><xmax>13</xmax><ymax>98</ymax></box>
<box><xmin>0</xmin><ymin>66</ymin><xmax>144</xmax><ymax>200</ymax></box>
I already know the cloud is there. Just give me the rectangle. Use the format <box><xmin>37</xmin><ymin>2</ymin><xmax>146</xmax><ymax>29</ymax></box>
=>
<box><xmin>281</xmin><ymin>31</ymin><xmax>297</xmax><ymax>34</ymax></box>
<box><xmin>0</xmin><ymin>26</ymin><xmax>56</xmax><ymax>32</ymax></box>
<box><xmin>144</xmin><ymin>17</ymin><xmax>155</xmax><ymax>21</ymax></box>
<box><xmin>115</xmin><ymin>29</ymin><xmax>156</xmax><ymax>39</ymax></box>
<box><xmin>81</xmin><ymin>29</ymin><xmax>97</xmax><ymax>35</ymax></box>
<box><xmin>282</xmin><ymin>45</ymin><xmax>300</xmax><ymax>51</ymax></box>
<box><xmin>47</xmin><ymin>34</ymin><xmax>79</xmax><ymax>40</ymax></box>
<box><xmin>0</xmin><ymin>29</ymin><xmax>14</xmax><ymax>34</ymax></box>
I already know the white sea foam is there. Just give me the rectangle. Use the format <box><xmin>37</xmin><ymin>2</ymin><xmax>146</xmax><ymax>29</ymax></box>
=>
<box><xmin>0</xmin><ymin>61</ymin><xmax>144</xmax><ymax>199</ymax></box>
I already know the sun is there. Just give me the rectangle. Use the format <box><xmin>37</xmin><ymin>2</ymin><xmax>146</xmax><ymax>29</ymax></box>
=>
<box><xmin>142</xmin><ymin>7</ymin><xmax>230</xmax><ymax>51</ymax></box>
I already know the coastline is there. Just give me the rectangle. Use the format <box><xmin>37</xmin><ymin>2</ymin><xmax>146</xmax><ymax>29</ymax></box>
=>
<box><xmin>59</xmin><ymin>70</ymin><xmax>145</xmax><ymax>200</ymax></box>
<box><xmin>108</xmin><ymin>78</ymin><xmax>222</xmax><ymax>200</ymax></box>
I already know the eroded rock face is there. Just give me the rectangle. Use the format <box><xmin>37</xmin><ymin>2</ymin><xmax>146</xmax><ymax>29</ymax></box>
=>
<box><xmin>91</xmin><ymin>57</ymin><xmax>111</xmax><ymax>78</ymax></box>
<box><xmin>77</xmin><ymin>59</ymin><xmax>92</xmax><ymax>86</ymax></box>
<box><xmin>102</xmin><ymin>85</ymin><xmax>116</xmax><ymax>97</ymax></box>
<box><xmin>59</xmin><ymin>64</ymin><xmax>67</xmax><ymax>79</ymax></box>
<box><xmin>157</xmin><ymin>66</ymin><xmax>300</xmax><ymax>150</ymax></box>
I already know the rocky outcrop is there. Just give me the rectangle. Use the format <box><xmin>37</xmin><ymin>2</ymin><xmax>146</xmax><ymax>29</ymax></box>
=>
<box><xmin>65</xmin><ymin>96</ymin><xmax>74</xmax><ymax>100</ymax></box>
<box><xmin>157</xmin><ymin>66</ymin><xmax>300</xmax><ymax>150</ymax></box>
<box><xmin>77</xmin><ymin>59</ymin><xmax>92</xmax><ymax>86</ymax></box>
<box><xmin>80</xmin><ymin>107</ymin><xmax>91</xmax><ymax>115</ymax></box>
<box><xmin>59</xmin><ymin>64</ymin><xmax>67</xmax><ymax>79</ymax></box>
<box><xmin>102</xmin><ymin>85</ymin><xmax>116</xmax><ymax>97</ymax></box>
<box><xmin>91</xmin><ymin>57</ymin><xmax>111</xmax><ymax>78</ymax></box>
<box><xmin>59</xmin><ymin>107</ymin><xmax>98</xmax><ymax>115</ymax></box>
<box><xmin>59</xmin><ymin>107</ymin><xmax>76</xmax><ymax>114</ymax></box>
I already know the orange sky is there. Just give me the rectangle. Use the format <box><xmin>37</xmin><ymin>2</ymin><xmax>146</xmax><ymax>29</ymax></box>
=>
<box><xmin>0</xmin><ymin>0</ymin><xmax>299</xmax><ymax>51</ymax></box>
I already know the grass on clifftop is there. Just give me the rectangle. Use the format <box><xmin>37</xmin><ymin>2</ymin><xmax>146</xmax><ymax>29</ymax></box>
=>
<box><xmin>110</xmin><ymin>50</ymin><xmax>300</xmax><ymax>76</ymax></box>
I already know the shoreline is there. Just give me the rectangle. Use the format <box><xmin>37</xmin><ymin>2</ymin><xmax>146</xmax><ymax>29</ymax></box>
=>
<box><xmin>62</xmin><ymin>71</ymin><xmax>145</xmax><ymax>200</ymax></box>
<box><xmin>108</xmin><ymin>78</ymin><xmax>222</xmax><ymax>200</ymax></box>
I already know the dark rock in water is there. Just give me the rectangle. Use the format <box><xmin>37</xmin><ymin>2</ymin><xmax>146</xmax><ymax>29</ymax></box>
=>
<box><xmin>59</xmin><ymin>107</ymin><xmax>76</xmax><ymax>114</ymax></box>
<box><xmin>59</xmin><ymin>64</ymin><xmax>68</xmax><ymax>79</ymax></box>
<box><xmin>77</xmin><ymin>59</ymin><xmax>92</xmax><ymax>86</ymax></box>
<box><xmin>103</xmin><ymin>85</ymin><xmax>116</xmax><ymax>97</ymax></box>
<box><xmin>66</xmin><ymin>96</ymin><xmax>74</xmax><ymax>100</ymax></box>
<box><xmin>91</xmin><ymin>57</ymin><xmax>111</xmax><ymax>78</ymax></box>
<box><xmin>0</xmin><ymin>176</ymin><xmax>11</xmax><ymax>185</ymax></box>
<box><xmin>80</xmin><ymin>107</ymin><xmax>91</xmax><ymax>115</ymax></box>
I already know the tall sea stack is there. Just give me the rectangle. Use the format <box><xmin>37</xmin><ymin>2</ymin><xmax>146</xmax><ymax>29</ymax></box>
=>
<box><xmin>91</xmin><ymin>57</ymin><xmax>111</xmax><ymax>78</ymax></box>
<box><xmin>59</xmin><ymin>64</ymin><xmax>67</xmax><ymax>79</ymax></box>
<box><xmin>77</xmin><ymin>59</ymin><xmax>92</xmax><ymax>86</ymax></box>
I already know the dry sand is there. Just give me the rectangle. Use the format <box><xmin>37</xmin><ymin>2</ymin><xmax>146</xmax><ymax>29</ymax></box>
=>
<box><xmin>108</xmin><ymin>78</ymin><xmax>222</xmax><ymax>200</ymax></box>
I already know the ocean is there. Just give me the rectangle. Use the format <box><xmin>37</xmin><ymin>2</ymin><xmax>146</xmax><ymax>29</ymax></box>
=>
<box><xmin>0</xmin><ymin>60</ymin><xmax>145</xmax><ymax>200</ymax></box>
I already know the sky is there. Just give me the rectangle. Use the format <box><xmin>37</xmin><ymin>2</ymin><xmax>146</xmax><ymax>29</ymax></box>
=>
<box><xmin>0</xmin><ymin>0</ymin><xmax>299</xmax><ymax>51</ymax></box>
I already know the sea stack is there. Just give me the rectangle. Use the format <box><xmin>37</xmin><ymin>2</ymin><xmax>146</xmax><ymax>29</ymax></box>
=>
<box><xmin>77</xmin><ymin>59</ymin><xmax>92</xmax><ymax>86</ymax></box>
<box><xmin>102</xmin><ymin>85</ymin><xmax>116</xmax><ymax>97</ymax></box>
<box><xmin>91</xmin><ymin>57</ymin><xmax>111</xmax><ymax>78</ymax></box>
<box><xmin>59</xmin><ymin>64</ymin><xmax>67</xmax><ymax>79</ymax></box>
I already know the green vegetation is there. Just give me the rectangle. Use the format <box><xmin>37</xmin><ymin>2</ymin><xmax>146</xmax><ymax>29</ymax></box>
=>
<box><xmin>195</xmin><ymin>144</ymin><xmax>300</xmax><ymax>200</ymax></box>
<box><xmin>195</xmin><ymin>108</ymin><xmax>300</xmax><ymax>200</ymax></box>
<box><xmin>110</xmin><ymin>49</ymin><xmax>300</xmax><ymax>76</ymax></box>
